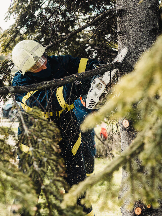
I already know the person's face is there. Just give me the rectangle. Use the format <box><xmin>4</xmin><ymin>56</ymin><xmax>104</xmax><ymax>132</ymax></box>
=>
<box><xmin>29</xmin><ymin>56</ymin><xmax>47</xmax><ymax>73</ymax></box>
<box><xmin>32</xmin><ymin>59</ymin><xmax>47</xmax><ymax>73</ymax></box>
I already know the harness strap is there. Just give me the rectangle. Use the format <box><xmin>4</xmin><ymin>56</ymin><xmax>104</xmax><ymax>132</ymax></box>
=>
<box><xmin>56</xmin><ymin>86</ymin><xmax>66</xmax><ymax>108</ymax></box>
<box><xmin>71</xmin><ymin>58</ymin><xmax>88</xmax><ymax>155</ymax></box>
<box><xmin>21</xmin><ymin>90</ymin><xmax>53</xmax><ymax>154</ymax></box>
<box><xmin>56</xmin><ymin>86</ymin><xmax>74</xmax><ymax>117</ymax></box>
<box><xmin>86</xmin><ymin>172</ymin><xmax>95</xmax><ymax>177</ymax></box>
<box><xmin>21</xmin><ymin>58</ymin><xmax>89</xmax><ymax>155</ymax></box>
<box><xmin>56</xmin><ymin>58</ymin><xmax>88</xmax><ymax>116</ymax></box>
<box><xmin>21</xmin><ymin>90</ymin><xmax>53</xmax><ymax>118</ymax></box>
<box><xmin>86</xmin><ymin>210</ymin><xmax>94</xmax><ymax>216</ymax></box>
<box><xmin>21</xmin><ymin>90</ymin><xmax>37</xmax><ymax>112</ymax></box>
<box><xmin>72</xmin><ymin>132</ymin><xmax>81</xmax><ymax>156</ymax></box>
<box><xmin>78</xmin><ymin>58</ymin><xmax>88</xmax><ymax>106</ymax></box>
<box><xmin>78</xmin><ymin>58</ymin><xmax>88</xmax><ymax>73</ymax></box>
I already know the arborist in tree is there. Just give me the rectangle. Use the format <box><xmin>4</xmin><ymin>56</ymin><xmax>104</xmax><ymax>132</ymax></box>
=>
<box><xmin>11</xmin><ymin>39</ymin><xmax>104</xmax><ymax>216</ymax></box>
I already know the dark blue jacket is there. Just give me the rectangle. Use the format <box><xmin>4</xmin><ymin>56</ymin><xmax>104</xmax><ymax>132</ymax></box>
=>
<box><xmin>12</xmin><ymin>55</ymin><xmax>98</xmax><ymax>153</ymax></box>
<box><xmin>12</xmin><ymin>55</ymin><xmax>98</xmax><ymax>214</ymax></box>
<box><xmin>12</xmin><ymin>55</ymin><xmax>99</xmax><ymax>116</ymax></box>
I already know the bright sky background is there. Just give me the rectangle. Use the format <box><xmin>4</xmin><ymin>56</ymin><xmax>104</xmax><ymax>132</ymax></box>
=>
<box><xmin>0</xmin><ymin>0</ymin><xmax>15</xmax><ymax>30</ymax></box>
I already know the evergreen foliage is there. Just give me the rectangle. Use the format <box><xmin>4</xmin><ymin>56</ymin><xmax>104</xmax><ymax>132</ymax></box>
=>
<box><xmin>0</xmin><ymin>59</ymin><xmax>14</xmax><ymax>87</ymax></box>
<box><xmin>0</xmin><ymin>0</ymin><xmax>162</xmax><ymax>215</ymax></box>
<box><xmin>0</xmin><ymin>125</ymin><xmax>37</xmax><ymax>216</ymax></box>
<box><xmin>0</xmin><ymin>0</ymin><xmax>117</xmax><ymax>61</ymax></box>
<box><xmin>69</xmin><ymin>34</ymin><xmax>162</xmax><ymax>210</ymax></box>
<box><xmin>0</xmin><ymin>1</ymin><xmax>117</xmax><ymax>214</ymax></box>
<box><xmin>0</xmin><ymin>105</ymin><xmax>85</xmax><ymax>215</ymax></box>
<box><xmin>16</xmin><ymin>107</ymin><xmax>85</xmax><ymax>215</ymax></box>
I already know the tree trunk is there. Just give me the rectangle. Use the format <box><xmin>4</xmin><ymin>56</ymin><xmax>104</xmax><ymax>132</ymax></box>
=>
<box><xmin>116</xmin><ymin>0</ymin><xmax>159</xmax><ymax>215</ymax></box>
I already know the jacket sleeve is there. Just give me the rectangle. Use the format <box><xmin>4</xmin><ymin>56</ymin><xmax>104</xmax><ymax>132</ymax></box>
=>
<box><xmin>49</xmin><ymin>55</ymin><xmax>100</xmax><ymax>77</ymax></box>
<box><xmin>72</xmin><ymin>57</ymin><xmax>101</xmax><ymax>97</ymax></box>
<box><xmin>12</xmin><ymin>72</ymin><xmax>61</xmax><ymax>117</ymax></box>
<box><xmin>12</xmin><ymin>56</ymin><xmax>101</xmax><ymax>115</ymax></box>
<box><xmin>55</xmin><ymin>56</ymin><xmax>101</xmax><ymax>101</ymax></box>
<box><xmin>48</xmin><ymin>55</ymin><xmax>101</xmax><ymax>103</ymax></box>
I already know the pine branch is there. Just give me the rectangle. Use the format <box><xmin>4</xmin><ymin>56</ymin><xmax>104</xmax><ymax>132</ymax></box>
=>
<box><xmin>46</xmin><ymin>8</ymin><xmax>116</xmax><ymax>50</ymax></box>
<box><xmin>10</xmin><ymin>92</ymin><xmax>30</xmax><ymax>135</ymax></box>
<box><xmin>0</xmin><ymin>62</ymin><xmax>121</xmax><ymax>95</ymax></box>
<box><xmin>62</xmin><ymin>129</ymin><xmax>145</xmax><ymax>207</ymax></box>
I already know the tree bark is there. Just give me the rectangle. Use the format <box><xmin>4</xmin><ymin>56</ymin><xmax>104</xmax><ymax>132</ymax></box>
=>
<box><xmin>116</xmin><ymin>0</ymin><xmax>159</xmax><ymax>215</ymax></box>
<box><xmin>117</xmin><ymin>0</ymin><xmax>159</xmax><ymax>67</ymax></box>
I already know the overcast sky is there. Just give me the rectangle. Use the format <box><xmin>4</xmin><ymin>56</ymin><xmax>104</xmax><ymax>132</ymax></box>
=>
<box><xmin>0</xmin><ymin>0</ymin><xmax>14</xmax><ymax>30</ymax></box>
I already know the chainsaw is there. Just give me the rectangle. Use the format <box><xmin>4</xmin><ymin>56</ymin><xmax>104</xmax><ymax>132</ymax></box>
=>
<box><xmin>86</xmin><ymin>47</ymin><xmax>128</xmax><ymax>109</ymax></box>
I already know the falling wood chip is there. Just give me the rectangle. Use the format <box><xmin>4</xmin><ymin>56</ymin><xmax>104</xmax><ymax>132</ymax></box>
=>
<box><xmin>135</xmin><ymin>207</ymin><xmax>142</xmax><ymax>215</ymax></box>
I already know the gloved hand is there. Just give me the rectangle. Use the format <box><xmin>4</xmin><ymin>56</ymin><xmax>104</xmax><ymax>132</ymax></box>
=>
<box><xmin>100</xmin><ymin>127</ymin><xmax>108</xmax><ymax>140</ymax></box>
